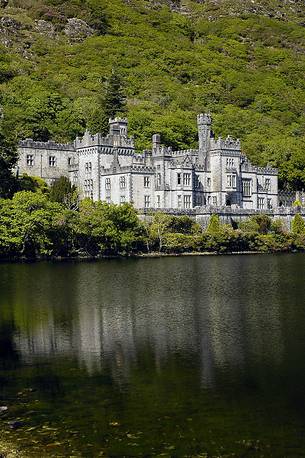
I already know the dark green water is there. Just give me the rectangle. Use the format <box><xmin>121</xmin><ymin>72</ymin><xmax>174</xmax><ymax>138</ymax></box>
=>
<box><xmin>0</xmin><ymin>254</ymin><xmax>305</xmax><ymax>457</ymax></box>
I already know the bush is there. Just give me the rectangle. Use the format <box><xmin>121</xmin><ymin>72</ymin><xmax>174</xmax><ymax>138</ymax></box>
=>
<box><xmin>200</xmin><ymin>227</ymin><xmax>249</xmax><ymax>253</ymax></box>
<box><xmin>163</xmin><ymin>233</ymin><xmax>199</xmax><ymax>253</ymax></box>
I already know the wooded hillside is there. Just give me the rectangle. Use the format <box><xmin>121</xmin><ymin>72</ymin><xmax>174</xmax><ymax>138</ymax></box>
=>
<box><xmin>1</xmin><ymin>0</ymin><xmax>305</xmax><ymax>188</ymax></box>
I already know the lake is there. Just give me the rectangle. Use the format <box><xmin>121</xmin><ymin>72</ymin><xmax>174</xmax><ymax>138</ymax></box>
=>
<box><xmin>0</xmin><ymin>254</ymin><xmax>305</xmax><ymax>457</ymax></box>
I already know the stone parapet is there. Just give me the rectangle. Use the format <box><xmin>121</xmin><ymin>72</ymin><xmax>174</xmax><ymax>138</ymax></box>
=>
<box><xmin>19</xmin><ymin>139</ymin><xmax>75</xmax><ymax>151</ymax></box>
<box><xmin>138</xmin><ymin>206</ymin><xmax>305</xmax><ymax>229</ymax></box>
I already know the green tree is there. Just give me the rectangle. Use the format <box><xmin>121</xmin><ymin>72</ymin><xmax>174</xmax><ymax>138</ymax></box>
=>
<box><xmin>103</xmin><ymin>70</ymin><xmax>126</xmax><ymax>120</ymax></box>
<box><xmin>0</xmin><ymin>117</ymin><xmax>18</xmax><ymax>198</ymax></box>
<box><xmin>18</xmin><ymin>174</ymin><xmax>48</xmax><ymax>193</ymax></box>
<box><xmin>206</xmin><ymin>214</ymin><xmax>221</xmax><ymax>234</ymax></box>
<box><xmin>0</xmin><ymin>191</ymin><xmax>68</xmax><ymax>259</ymax></box>
<box><xmin>49</xmin><ymin>176</ymin><xmax>79</xmax><ymax>210</ymax></box>
<box><xmin>291</xmin><ymin>213</ymin><xmax>305</xmax><ymax>235</ymax></box>
<box><xmin>147</xmin><ymin>212</ymin><xmax>172</xmax><ymax>252</ymax></box>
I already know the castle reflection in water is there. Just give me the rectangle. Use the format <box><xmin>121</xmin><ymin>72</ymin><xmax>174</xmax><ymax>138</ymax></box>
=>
<box><xmin>6</xmin><ymin>257</ymin><xmax>290</xmax><ymax>389</ymax></box>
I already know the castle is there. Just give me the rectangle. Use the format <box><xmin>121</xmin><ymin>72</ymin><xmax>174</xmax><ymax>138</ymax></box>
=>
<box><xmin>17</xmin><ymin>114</ymin><xmax>278</xmax><ymax>210</ymax></box>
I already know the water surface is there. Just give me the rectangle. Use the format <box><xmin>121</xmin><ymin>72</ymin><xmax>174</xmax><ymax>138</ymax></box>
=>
<box><xmin>0</xmin><ymin>254</ymin><xmax>305</xmax><ymax>457</ymax></box>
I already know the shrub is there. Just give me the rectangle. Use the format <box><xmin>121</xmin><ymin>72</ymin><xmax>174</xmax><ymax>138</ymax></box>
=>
<box><xmin>291</xmin><ymin>213</ymin><xmax>305</xmax><ymax>235</ymax></box>
<box><xmin>163</xmin><ymin>233</ymin><xmax>198</xmax><ymax>253</ymax></box>
<box><xmin>206</xmin><ymin>214</ymin><xmax>222</xmax><ymax>234</ymax></box>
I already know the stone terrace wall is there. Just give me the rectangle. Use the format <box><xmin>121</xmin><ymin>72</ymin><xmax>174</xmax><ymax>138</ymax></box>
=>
<box><xmin>138</xmin><ymin>207</ymin><xmax>305</xmax><ymax>230</ymax></box>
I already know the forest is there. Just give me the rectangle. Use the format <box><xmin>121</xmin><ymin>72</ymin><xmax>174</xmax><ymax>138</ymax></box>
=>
<box><xmin>0</xmin><ymin>0</ymin><xmax>305</xmax><ymax>190</ymax></box>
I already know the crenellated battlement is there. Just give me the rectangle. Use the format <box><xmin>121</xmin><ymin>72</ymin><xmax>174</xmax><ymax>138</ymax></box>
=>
<box><xmin>171</xmin><ymin>149</ymin><xmax>198</xmax><ymax>156</ymax></box>
<box><xmin>75</xmin><ymin>130</ymin><xmax>134</xmax><ymax>149</ymax></box>
<box><xmin>197</xmin><ymin>113</ymin><xmax>212</xmax><ymax>126</ymax></box>
<box><xmin>241</xmin><ymin>156</ymin><xmax>277</xmax><ymax>175</ymax></box>
<box><xmin>19</xmin><ymin>139</ymin><xmax>75</xmax><ymax>151</ymax></box>
<box><xmin>210</xmin><ymin>135</ymin><xmax>241</xmax><ymax>151</ymax></box>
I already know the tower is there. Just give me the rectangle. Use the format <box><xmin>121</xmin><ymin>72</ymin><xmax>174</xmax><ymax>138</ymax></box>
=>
<box><xmin>197</xmin><ymin>113</ymin><xmax>212</xmax><ymax>166</ymax></box>
<box><xmin>109</xmin><ymin>118</ymin><xmax>128</xmax><ymax>137</ymax></box>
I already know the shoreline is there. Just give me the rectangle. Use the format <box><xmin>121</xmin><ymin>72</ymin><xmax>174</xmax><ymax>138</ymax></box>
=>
<box><xmin>0</xmin><ymin>249</ymin><xmax>302</xmax><ymax>263</ymax></box>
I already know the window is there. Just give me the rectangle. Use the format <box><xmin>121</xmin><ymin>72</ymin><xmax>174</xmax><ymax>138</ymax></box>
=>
<box><xmin>177</xmin><ymin>195</ymin><xmax>182</xmax><ymax>208</ymax></box>
<box><xmin>267</xmin><ymin>198</ymin><xmax>272</xmax><ymax>209</ymax></box>
<box><xmin>212</xmin><ymin>196</ymin><xmax>217</xmax><ymax>206</ymax></box>
<box><xmin>144</xmin><ymin>195</ymin><xmax>150</xmax><ymax>208</ymax></box>
<box><xmin>144</xmin><ymin>176</ymin><xmax>150</xmax><ymax>188</ymax></box>
<box><xmin>156</xmin><ymin>173</ymin><xmax>161</xmax><ymax>187</ymax></box>
<box><xmin>119</xmin><ymin>176</ymin><xmax>126</xmax><ymax>189</ymax></box>
<box><xmin>120</xmin><ymin>196</ymin><xmax>126</xmax><ymax>204</ymax></box>
<box><xmin>226</xmin><ymin>174</ymin><xmax>236</xmax><ymax>189</ymax></box>
<box><xmin>242</xmin><ymin>179</ymin><xmax>252</xmax><ymax>197</ymax></box>
<box><xmin>68</xmin><ymin>157</ymin><xmax>72</xmax><ymax>166</ymax></box>
<box><xmin>265</xmin><ymin>178</ymin><xmax>271</xmax><ymax>191</ymax></box>
<box><xmin>226</xmin><ymin>158</ymin><xmax>234</xmax><ymax>168</ymax></box>
<box><xmin>26</xmin><ymin>154</ymin><xmax>34</xmax><ymax>167</ymax></box>
<box><xmin>194</xmin><ymin>175</ymin><xmax>200</xmax><ymax>188</ymax></box>
<box><xmin>183</xmin><ymin>173</ymin><xmax>191</xmax><ymax>186</ymax></box>
<box><xmin>184</xmin><ymin>195</ymin><xmax>191</xmax><ymax>209</ymax></box>
<box><xmin>177</xmin><ymin>173</ymin><xmax>181</xmax><ymax>185</ymax></box>
<box><xmin>106</xmin><ymin>196</ymin><xmax>111</xmax><ymax>204</ymax></box>
<box><xmin>85</xmin><ymin>162</ymin><xmax>92</xmax><ymax>173</ymax></box>
<box><xmin>49</xmin><ymin>156</ymin><xmax>56</xmax><ymax>167</ymax></box>
<box><xmin>84</xmin><ymin>179</ymin><xmax>93</xmax><ymax>198</ymax></box>
<box><xmin>208</xmin><ymin>196</ymin><xmax>211</xmax><ymax>204</ymax></box>
<box><xmin>105</xmin><ymin>178</ymin><xmax>111</xmax><ymax>190</ymax></box>
<box><xmin>156</xmin><ymin>195</ymin><xmax>161</xmax><ymax>208</ymax></box>
<box><xmin>258</xmin><ymin>197</ymin><xmax>264</xmax><ymax>209</ymax></box>
<box><xmin>207</xmin><ymin>177</ymin><xmax>211</xmax><ymax>188</ymax></box>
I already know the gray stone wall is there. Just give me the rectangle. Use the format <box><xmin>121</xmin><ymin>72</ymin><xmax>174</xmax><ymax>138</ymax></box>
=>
<box><xmin>17</xmin><ymin>140</ymin><xmax>75</xmax><ymax>185</ymax></box>
<box><xmin>138</xmin><ymin>207</ymin><xmax>305</xmax><ymax>231</ymax></box>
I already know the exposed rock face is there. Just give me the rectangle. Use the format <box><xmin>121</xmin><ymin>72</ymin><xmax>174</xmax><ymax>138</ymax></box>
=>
<box><xmin>64</xmin><ymin>18</ymin><xmax>94</xmax><ymax>42</ymax></box>
<box><xmin>0</xmin><ymin>16</ymin><xmax>22</xmax><ymax>47</ymax></box>
<box><xmin>0</xmin><ymin>16</ymin><xmax>21</xmax><ymax>29</ymax></box>
<box><xmin>35</xmin><ymin>19</ymin><xmax>56</xmax><ymax>39</ymax></box>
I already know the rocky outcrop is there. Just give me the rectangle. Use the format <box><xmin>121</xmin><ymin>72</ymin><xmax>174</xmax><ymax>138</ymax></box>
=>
<box><xmin>34</xmin><ymin>20</ymin><xmax>56</xmax><ymax>39</ymax></box>
<box><xmin>0</xmin><ymin>16</ymin><xmax>22</xmax><ymax>47</ymax></box>
<box><xmin>64</xmin><ymin>18</ymin><xmax>94</xmax><ymax>42</ymax></box>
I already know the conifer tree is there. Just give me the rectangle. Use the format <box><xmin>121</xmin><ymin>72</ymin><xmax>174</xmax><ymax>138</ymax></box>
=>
<box><xmin>103</xmin><ymin>70</ymin><xmax>126</xmax><ymax>120</ymax></box>
<box><xmin>291</xmin><ymin>213</ymin><xmax>305</xmax><ymax>235</ymax></box>
<box><xmin>49</xmin><ymin>176</ymin><xmax>78</xmax><ymax>210</ymax></box>
<box><xmin>206</xmin><ymin>214</ymin><xmax>221</xmax><ymax>234</ymax></box>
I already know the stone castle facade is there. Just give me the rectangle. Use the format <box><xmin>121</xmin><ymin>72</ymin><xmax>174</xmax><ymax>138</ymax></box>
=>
<box><xmin>17</xmin><ymin>113</ymin><xmax>279</xmax><ymax>210</ymax></box>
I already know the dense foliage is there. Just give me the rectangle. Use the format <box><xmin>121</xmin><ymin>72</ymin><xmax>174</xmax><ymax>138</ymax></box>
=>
<box><xmin>0</xmin><ymin>190</ymin><xmax>305</xmax><ymax>259</ymax></box>
<box><xmin>0</xmin><ymin>0</ymin><xmax>305</xmax><ymax>189</ymax></box>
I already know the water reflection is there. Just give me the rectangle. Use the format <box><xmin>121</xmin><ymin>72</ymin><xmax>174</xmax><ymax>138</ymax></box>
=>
<box><xmin>0</xmin><ymin>255</ymin><xmax>303</xmax><ymax>392</ymax></box>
